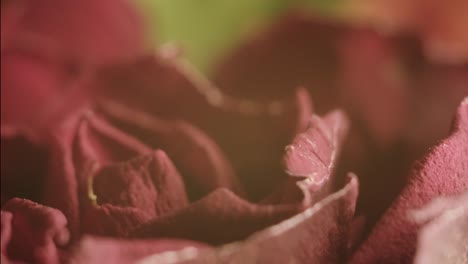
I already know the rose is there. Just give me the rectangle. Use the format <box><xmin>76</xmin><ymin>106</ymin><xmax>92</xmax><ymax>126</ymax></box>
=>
<box><xmin>1</xmin><ymin>0</ymin><xmax>145</xmax><ymax>142</ymax></box>
<box><xmin>2</xmin><ymin>4</ymin><xmax>468</xmax><ymax>264</ymax></box>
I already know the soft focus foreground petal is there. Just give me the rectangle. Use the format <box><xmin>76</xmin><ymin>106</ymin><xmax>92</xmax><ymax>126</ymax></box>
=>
<box><xmin>137</xmin><ymin>174</ymin><xmax>358</xmax><ymax>264</ymax></box>
<box><xmin>72</xmin><ymin>236</ymin><xmax>209</xmax><ymax>264</ymax></box>
<box><xmin>1</xmin><ymin>211</ymin><xmax>14</xmax><ymax>263</ymax></box>
<box><xmin>0</xmin><ymin>50</ymin><xmax>90</xmax><ymax>143</ymax></box>
<box><xmin>410</xmin><ymin>192</ymin><xmax>468</xmax><ymax>264</ymax></box>
<box><xmin>213</xmin><ymin>13</ymin><xmax>342</xmax><ymax>112</ymax></box>
<box><xmin>0</xmin><ymin>0</ymin><xmax>26</xmax><ymax>51</ymax></box>
<box><xmin>98</xmin><ymin>100</ymin><xmax>243</xmax><ymax>200</ymax></box>
<box><xmin>420</xmin><ymin>0</ymin><xmax>468</xmax><ymax>64</ymax></box>
<box><xmin>337</xmin><ymin>29</ymin><xmax>410</xmax><ymax>147</ymax></box>
<box><xmin>7</xmin><ymin>0</ymin><xmax>145</xmax><ymax>64</ymax></box>
<box><xmin>341</xmin><ymin>0</ymin><xmax>468</xmax><ymax>64</ymax></box>
<box><xmin>1</xmin><ymin>198</ymin><xmax>70</xmax><ymax>264</ymax></box>
<box><xmin>97</xmin><ymin>52</ymin><xmax>313</xmax><ymax>200</ymax></box>
<box><xmin>349</xmin><ymin>98</ymin><xmax>468</xmax><ymax>263</ymax></box>
<box><xmin>133</xmin><ymin>188</ymin><xmax>300</xmax><ymax>245</ymax></box>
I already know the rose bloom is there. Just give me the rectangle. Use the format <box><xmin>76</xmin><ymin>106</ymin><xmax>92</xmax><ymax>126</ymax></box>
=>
<box><xmin>1</xmin><ymin>1</ymin><xmax>467</xmax><ymax>264</ymax></box>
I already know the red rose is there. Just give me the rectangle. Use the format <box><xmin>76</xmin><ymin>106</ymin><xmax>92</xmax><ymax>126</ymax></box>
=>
<box><xmin>1</xmin><ymin>4</ymin><xmax>467</xmax><ymax>264</ymax></box>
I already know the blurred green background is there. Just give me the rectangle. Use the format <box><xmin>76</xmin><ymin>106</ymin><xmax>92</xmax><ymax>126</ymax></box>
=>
<box><xmin>135</xmin><ymin>0</ymin><xmax>342</xmax><ymax>71</ymax></box>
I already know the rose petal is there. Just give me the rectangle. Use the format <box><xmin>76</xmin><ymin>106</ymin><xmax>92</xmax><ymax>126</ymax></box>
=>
<box><xmin>83</xmin><ymin>150</ymin><xmax>189</xmax><ymax>237</ymax></box>
<box><xmin>212</xmin><ymin>11</ymin><xmax>468</xmax><ymax>229</ymax></box>
<box><xmin>42</xmin><ymin>111</ymin><xmax>153</xmax><ymax>238</ymax></box>
<box><xmin>7</xmin><ymin>0</ymin><xmax>145</xmax><ymax>64</ymax></box>
<box><xmin>0</xmin><ymin>0</ymin><xmax>26</xmax><ymax>51</ymax></box>
<box><xmin>82</xmin><ymin>205</ymin><xmax>152</xmax><ymax>239</ymax></box>
<box><xmin>97</xmin><ymin>53</ymin><xmax>313</xmax><ymax>199</ymax></box>
<box><xmin>98</xmin><ymin>100</ymin><xmax>243</xmax><ymax>200</ymax></box>
<box><xmin>349</xmin><ymin>98</ymin><xmax>468</xmax><ymax>263</ymax></box>
<box><xmin>213</xmin><ymin>13</ymin><xmax>342</xmax><ymax>112</ymax></box>
<box><xmin>1</xmin><ymin>198</ymin><xmax>70</xmax><ymax>264</ymax></box>
<box><xmin>338</xmin><ymin>30</ymin><xmax>410</xmax><ymax>147</ymax></box>
<box><xmin>264</xmin><ymin>109</ymin><xmax>349</xmax><ymax>206</ymax></box>
<box><xmin>73</xmin><ymin>112</ymin><xmax>152</xmax><ymax>166</ymax></box>
<box><xmin>138</xmin><ymin>174</ymin><xmax>358</xmax><ymax>264</ymax></box>
<box><xmin>0</xmin><ymin>50</ymin><xmax>90</xmax><ymax>142</ymax></box>
<box><xmin>1</xmin><ymin>211</ymin><xmax>14</xmax><ymax>263</ymax></box>
<box><xmin>284</xmin><ymin>110</ymin><xmax>349</xmax><ymax>186</ymax></box>
<box><xmin>133</xmin><ymin>188</ymin><xmax>301</xmax><ymax>245</ymax></box>
<box><xmin>410</xmin><ymin>192</ymin><xmax>468</xmax><ymax>264</ymax></box>
<box><xmin>419</xmin><ymin>0</ymin><xmax>468</xmax><ymax>64</ymax></box>
<box><xmin>71</xmin><ymin>236</ymin><xmax>209</xmax><ymax>264</ymax></box>
<box><xmin>43</xmin><ymin>111</ymin><xmax>192</xmax><ymax>238</ymax></box>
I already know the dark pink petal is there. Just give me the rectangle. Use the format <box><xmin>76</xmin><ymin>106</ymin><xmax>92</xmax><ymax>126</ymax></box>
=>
<box><xmin>138</xmin><ymin>174</ymin><xmax>358</xmax><ymax>264</ymax></box>
<box><xmin>82</xmin><ymin>205</ymin><xmax>152</xmax><ymax>238</ymax></box>
<box><xmin>43</xmin><ymin>111</ymin><xmax>192</xmax><ymax>238</ymax></box>
<box><xmin>42</xmin><ymin>115</ymin><xmax>81</xmax><ymax>238</ymax></box>
<box><xmin>1</xmin><ymin>198</ymin><xmax>70</xmax><ymax>264</ymax></box>
<box><xmin>133</xmin><ymin>188</ymin><xmax>301</xmax><ymax>245</ymax></box>
<box><xmin>0</xmin><ymin>50</ymin><xmax>90</xmax><ymax>142</ymax></box>
<box><xmin>264</xmin><ymin>109</ymin><xmax>349</xmax><ymax>206</ymax></box>
<box><xmin>72</xmin><ymin>111</ymin><xmax>151</xmax><ymax>167</ymax></box>
<box><xmin>7</xmin><ymin>0</ymin><xmax>145</xmax><ymax>64</ymax></box>
<box><xmin>284</xmin><ymin>110</ymin><xmax>349</xmax><ymax>190</ymax></box>
<box><xmin>338</xmin><ymin>30</ymin><xmax>410</xmax><ymax>147</ymax></box>
<box><xmin>419</xmin><ymin>0</ymin><xmax>468</xmax><ymax>64</ymax></box>
<box><xmin>98</xmin><ymin>100</ymin><xmax>243</xmax><ymax>200</ymax></box>
<box><xmin>71</xmin><ymin>236</ymin><xmax>209</xmax><ymax>264</ymax></box>
<box><xmin>93</xmin><ymin>151</ymin><xmax>188</xmax><ymax>216</ymax></box>
<box><xmin>43</xmin><ymin>112</ymin><xmax>152</xmax><ymax>238</ymax></box>
<box><xmin>0</xmin><ymin>0</ymin><xmax>26</xmax><ymax>51</ymax></box>
<box><xmin>97</xmin><ymin>53</ymin><xmax>313</xmax><ymax>200</ymax></box>
<box><xmin>1</xmin><ymin>211</ymin><xmax>14</xmax><ymax>263</ymax></box>
<box><xmin>213</xmin><ymin>13</ymin><xmax>342</xmax><ymax>112</ymax></box>
<box><xmin>83</xmin><ymin>150</ymin><xmax>189</xmax><ymax>237</ymax></box>
<box><xmin>349</xmin><ymin>98</ymin><xmax>468</xmax><ymax>263</ymax></box>
<box><xmin>212</xmin><ymin>12</ymin><xmax>468</xmax><ymax>229</ymax></box>
<box><xmin>1</xmin><ymin>0</ymin><xmax>145</xmax><ymax>141</ymax></box>
<box><xmin>410</xmin><ymin>191</ymin><xmax>468</xmax><ymax>264</ymax></box>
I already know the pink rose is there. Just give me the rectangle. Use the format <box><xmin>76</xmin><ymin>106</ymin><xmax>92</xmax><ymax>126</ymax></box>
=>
<box><xmin>1</xmin><ymin>6</ymin><xmax>467</xmax><ymax>264</ymax></box>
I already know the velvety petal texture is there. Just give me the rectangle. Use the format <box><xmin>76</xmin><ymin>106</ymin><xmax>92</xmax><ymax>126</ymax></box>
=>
<box><xmin>2</xmin><ymin>3</ymin><xmax>467</xmax><ymax>264</ymax></box>
<box><xmin>1</xmin><ymin>198</ymin><xmax>70</xmax><ymax>264</ymax></box>
<box><xmin>133</xmin><ymin>188</ymin><xmax>300</xmax><ymax>245</ymax></box>
<box><xmin>136</xmin><ymin>175</ymin><xmax>358</xmax><ymax>264</ymax></box>
<box><xmin>349</xmin><ymin>98</ymin><xmax>468</xmax><ymax>263</ymax></box>
<box><xmin>43</xmin><ymin>111</ymin><xmax>194</xmax><ymax>239</ymax></box>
